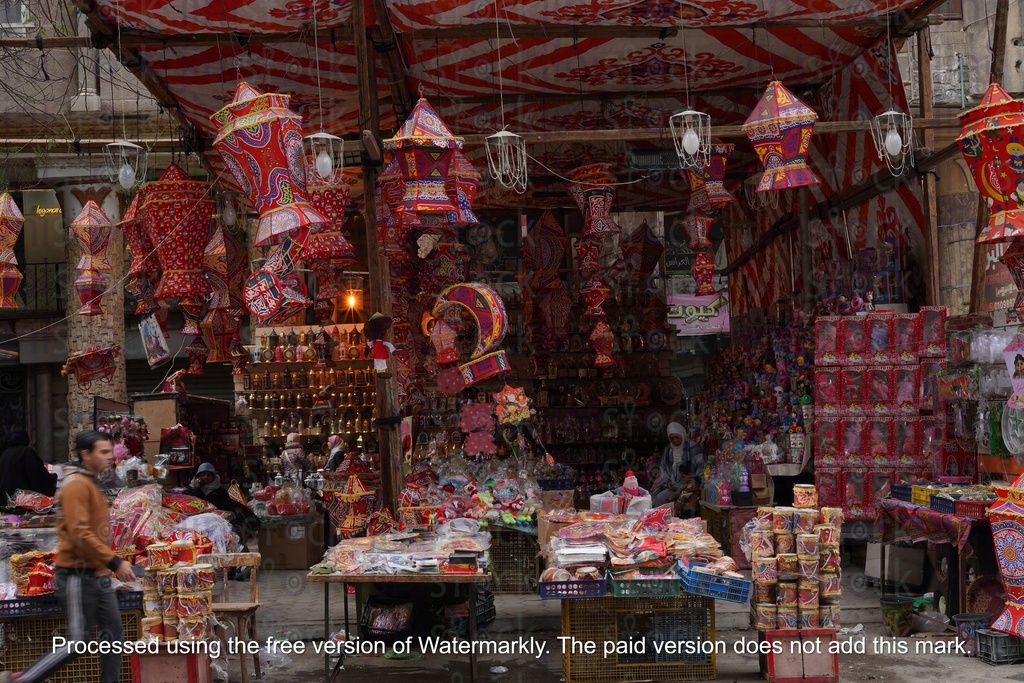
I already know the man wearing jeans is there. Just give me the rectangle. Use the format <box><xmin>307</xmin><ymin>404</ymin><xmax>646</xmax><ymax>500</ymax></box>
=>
<box><xmin>1</xmin><ymin>430</ymin><xmax>138</xmax><ymax>683</ymax></box>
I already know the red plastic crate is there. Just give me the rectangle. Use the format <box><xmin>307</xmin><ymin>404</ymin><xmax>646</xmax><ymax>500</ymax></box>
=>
<box><xmin>759</xmin><ymin>628</ymin><xmax>839</xmax><ymax>683</ymax></box>
<box><xmin>955</xmin><ymin>499</ymin><xmax>993</xmax><ymax>519</ymax></box>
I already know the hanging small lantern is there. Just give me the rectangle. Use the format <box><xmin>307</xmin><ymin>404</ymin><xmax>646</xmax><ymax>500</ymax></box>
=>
<box><xmin>120</xmin><ymin>191</ymin><xmax>159</xmax><ymax>314</ymax></box>
<box><xmin>203</xmin><ymin>223</ymin><xmax>247</xmax><ymax>312</ymax></box>
<box><xmin>62</xmin><ymin>345</ymin><xmax>120</xmax><ymax>389</ymax></box>
<box><xmin>687</xmin><ymin>145</ymin><xmax>737</xmax><ymax>215</ymax></box>
<box><xmin>71</xmin><ymin>200</ymin><xmax>114</xmax><ymax>316</ymax></box>
<box><xmin>104</xmin><ymin>140</ymin><xmax>148</xmax><ymax>191</ymax></box>
<box><xmin>383</xmin><ymin>97</ymin><xmax>462</xmax><ymax>227</ymax></box>
<box><xmin>958</xmin><ymin>82</ymin><xmax>1024</xmax><ymax>242</ymax></box>
<box><xmin>1002</xmin><ymin>238</ymin><xmax>1024</xmax><ymax>312</ymax></box>
<box><xmin>211</xmin><ymin>82</ymin><xmax>325</xmax><ymax>247</ymax></box>
<box><xmin>575</xmin><ymin>238</ymin><xmax>602</xmax><ymax>275</ymax></box>
<box><xmin>742</xmin><ymin>80</ymin><xmax>820</xmax><ymax>192</ymax></box>
<box><xmin>243</xmin><ymin>236</ymin><xmax>311</xmax><ymax>324</ymax></box>
<box><xmin>691</xmin><ymin>250</ymin><xmax>717</xmax><ymax>296</ymax></box>
<box><xmin>871</xmin><ymin>110</ymin><xmax>915</xmax><ymax>176</ymax></box>
<box><xmin>311</xmin><ymin>328</ymin><xmax>332</xmax><ymax>368</ymax></box>
<box><xmin>589</xmin><ymin>320</ymin><xmax>617</xmax><ymax>369</ymax></box>
<box><xmin>568</xmin><ymin>163</ymin><xmax>620</xmax><ymax>240</ymax></box>
<box><xmin>620</xmin><ymin>221</ymin><xmax>665</xmax><ymax>288</ymax></box>
<box><xmin>186</xmin><ymin>336</ymin><xmax>209</xmax><ymax>375</ymax></box>
<box><xmin>200</xmin><ymin>308</ymin><xmax>239</xmax><ymax>363</ymax></box>
<box><xmin>444</xmin><ymin>149</ymin><xmax>482</xmax><ymax>227</ymax></box>
<box><xmin>669</xmin><ymin>109</ymin><xmax>711</xmax><ymax>169</ymax></box>
<box><xmin>485</xmin><ymin>129</ymin><xmax>528</xmax><ymax>194</ymax></box>
<box><xmin>229</xmin><ymin>337</ymin><xmax>248</xmax><ymax>375</ymax></box>
<box><xmin>304</xmin><ymin>130</ymin><xmax>345</xmax><ymax>186</ymax></box>
<box><xmin>580</xmin><ymin>274</ymin><xmax>611</xmax><ymax>318</ymax></box>
<box><xmin>140</xmin><ymin>164</ymin><xmax>213</xmax><ymax>301</ymax></box>
<box><xmin>0</xmin><ymin>263</ymin><xmax>22</xmax><ymax>309</ymax></box>
<box><xmin>682</xmin><ymin>212</ymin><xmax>713</xmax><ymax>250</ymax></box>
<box><xmin>313</xmin><ymin>298</ymin><xmax>335</xmax><ymax>323</ymax></box>
<box><xmin>179</xmin><ymin>298</ymin><xmax>206</xmax><ymax>336</ymax></box>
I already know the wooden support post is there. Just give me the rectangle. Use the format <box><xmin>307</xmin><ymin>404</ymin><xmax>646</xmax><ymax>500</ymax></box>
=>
<box><xmin>799</xmin><ymin>187</ymin><xmax>814</xmax><ymax>312</ymax></box>
<box><xmin>969</xmin><ymin>0</ymin><xmax>1010</xmax><ymax>312</ymax></box>
<box><xmin>353</xmin><ymin>0</ymin><xmax>403</xmax><ymax>512</ymax></box>
<box><xmin>918</xmin><ymin>25</ymin><xmax>942</xmax><ymax>306</ymax></box>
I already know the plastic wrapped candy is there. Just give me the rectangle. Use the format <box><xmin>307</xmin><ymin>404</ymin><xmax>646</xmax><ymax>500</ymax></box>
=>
<box><xmin>173</xmin><ymin>513</ymin><xmax>240</xmax><ymax>554</ymax></box>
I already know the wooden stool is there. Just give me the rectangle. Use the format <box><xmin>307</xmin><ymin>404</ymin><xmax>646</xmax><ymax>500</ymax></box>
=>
<box><xmin>207</xmin><ymin>552</ymin><xmax>262</xmax><ymax>681</ymax></box>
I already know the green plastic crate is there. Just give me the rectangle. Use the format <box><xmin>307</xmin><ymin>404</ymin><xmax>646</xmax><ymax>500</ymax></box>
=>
<box><xmin>607</xmin><ymin>571</ymin><xmax>681</xmax><ymax>598</ymax></box>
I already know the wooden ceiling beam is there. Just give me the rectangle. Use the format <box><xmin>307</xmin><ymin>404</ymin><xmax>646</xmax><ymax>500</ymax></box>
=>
<box><xmin>368</xmin><ymin>0</ymin><xmax>414</xmax><ymax>122</ymax></box>
<box><xmin>446</xmin><ymin>84</ymin><xmax>770</xmax><ymax>106</ymax></box>
<box><xmin>0</xmin><ymin>28</ymin><xmax>352</xmax><ymax>50</ymax></box>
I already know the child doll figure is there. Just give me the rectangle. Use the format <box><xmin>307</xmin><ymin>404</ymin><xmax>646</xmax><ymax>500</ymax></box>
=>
<box><xmin>364</xmin><ymin>312</ymin><xmax>396</xmax><ymax>376</ymax></box>
<box><xmin>618</xmin><ymin>470</ymin><xmax>645</xmax><ymax>500</ymax></box>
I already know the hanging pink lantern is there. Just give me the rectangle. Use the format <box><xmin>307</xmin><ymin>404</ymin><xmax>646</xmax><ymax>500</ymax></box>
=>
<box><xmin>576</xmin><ymin>238</ymin><xmax>602</xmax><ymax>275</ymax></box>
<box><xmin>186</xmin><ymin>336</ymin><xmax>208</xmax><ymax>375</ymax></box>
<box><xmin>0</xmin><ymin>263</ymin><xmax>22</xmax><ymax>309</ymax></box>
<box><xmin>743</xmin><ymin>80</ymin><xmax>820</xmax><ymax>192</ymax></box>
<box><xmin>692</xmin><ymin>250</ymin><xmax>717</xmax><ymax>296</ymax></box>
<box><xmin>211</xmin><ymin>82</ymin><xmax>325</xmax><ymax>247</ymax></box>
<box><xmin>444</xmin><ymin>149</ymin><xmax>482</xmax><ymax>227</ymax></box>
<box><xmin>958</xmin><ymin>83</ymin><xmax>1024</xmax><ymax>242</ymax></box>
<box><xmin>682</xmin><ymin>212</ymin><xmax>713</xmax><ymax>250</ymax></box>
<box><xmin>305</xmin><ymin>230</ymin><xmax>358</xmax><ymax>299</ymax></box>
<box><xmin>141</xmin><ymin>164</ymin><xmax>213</xmax><ymax>300</ymax></box>
<box><xmin>383</xmin><ymin>97</ymin><xmax>462</xmax><ymax>227</ymax></box>
<box><xmin>0</xmin><ymin>192</ymin><xmax>23</xmax><ymax>267</ymax></box>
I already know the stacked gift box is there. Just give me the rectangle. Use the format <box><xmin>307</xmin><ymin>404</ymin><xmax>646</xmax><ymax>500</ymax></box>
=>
<box><xmin>749</xmin><ymin>489</ymin><xmax>843</xmax><ymax>632</ymax></box>
<box><xmin>813</xmin><ymin>307</ymin><xmax>948</xmax><ymax>519</ymax></box>
<box><xmin>139</xmin><ymin>541</ymin><xmax>215</xmax><ymax>642</ymax></box>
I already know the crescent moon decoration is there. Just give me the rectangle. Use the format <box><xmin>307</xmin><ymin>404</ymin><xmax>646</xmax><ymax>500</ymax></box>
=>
<box><xmin>430</xmin><ymin>283</ymin><xmax>511</xmax><ymax>393</ymax></box>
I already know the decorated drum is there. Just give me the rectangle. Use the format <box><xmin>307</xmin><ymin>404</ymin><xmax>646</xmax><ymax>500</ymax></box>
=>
<box><xmin>793</xmin><ymin>484</ymin><xmax>818</xmax><ymax>508</ymax></box>
<box><xmin>777</xmin><ymin>605</ymin><xmax>798</xmax><ymax>629</ymax></box>
<box><xmin>820</xmin><ymin>507</ymin><xmax>844</xmax><ymax>526</ymax></box>
<box><xmin>163</xmin><ymin>617</ymin><xmax>179</xmax><ymax>641</ymax></box>
<box><xmin>755</xmin><ymin>603</ymin><xmax>777</xmax><ymax>630</ymax></box>
<box><xmin>815</xmin><ymin>524</ymin><xmax>839</xmax><ymax>545</ymax></box>
<box><xmin>755</xmin><ymin>582</ymin><xmax>776</xmax><ymax>603</ymax></box>
<box><xmin>798</xmin><ymin>579</ymin><xmax>820</xmax><ymax>608</ymax></box>
<box><xmin>143</xmin><ymin>590</ymin><xmax>161</xmax><ymax>617</ymax></box>
<box><xmin>819</xmin><ymin>547</ymin><xmax>841</xmax><ymax>574</ymax></box>
<box><xmin>777</xmin><ymin>554</ymin><xmax>798</xmax><ymax>580</ymax></box>
<box><xmin>193</xmin><ymin>564</ymin><xmax>215</xmax><ymax>591</ymax></box>
<box><xmin>161</xmin><ymin>594</ymin><xmax>182</xmax><ymax>617</ymax></box>
<box><xmin>178</xmin><ymin>616</ymin><xmax>206</xmax><ymax>641</ymax></box>
<box><xmin>820</xmin><ymin>604</ymin><xmax>841</xmax><ymax>629</ymax></box>
<box><xmin>177</xmin><ymin>591</ymin><xmax>213</xmax><ymax>616</ymax></box>
<box><xmin>171</xmin><ymin>540</ymin><xmax>197</xmax><ymax>564</ymax></box>
<box><xmin>157</xmin><ymin>568</ymin><xmax>179</xmax><ymax>595</ymax></box>
<box><xmin>753</xmin><ymin>556</ymin><xmax>779</xmax><ymax>585</ymax></box>
<box><xmin>755</xmin><ymin>507</ymin><xmax>774</xmax><ymax>531</ymax></box>
<box><xmin>141</xmin><ymin>616</ymin><xmax>164</xmax><ymax>640</ymax></box>
<box><xmin>177</xmin><ymin>567</ymin><xmax>198</xmax><ymax>592</ymax></box>
<box><xmin>773</xmin><ymin>508</ymin><xmax>795</xmax><ymax>533</ymax></box>
<box><xmin>798</xmin><ymin>558</ymin><xmax>819</xmax><ymax>579</ymax></box>
<box><xmin>794</xmin><ymin>510</ymin><xmax>820</xmax><ymax>534</ymax></box>
<box><xmin>751</xmin><ymin>530</ymin><xmax>775</xmax><ymax>558</ymax></box>
<box><xmin>774</xmin><ymin>532</ymin><xmax>795</xmax><ymax>554</ymax></box>
<box><xmin>776</xmin><ymin>582</ymin><xmax>798</xmax><ymax>607</ymax></box>
<box><xmin>796</xmin><ymin>534</ymin><xmax>819</xmax><ymax>559</ymax></box>
<box><xmin>820</xmin><ymin>574</ymin><xmax>842</xmax><ymax>599</ymax></box>
<box><xmin>141</xmin><ymin>570</ymin><xmax>159</xmax><ymax>592</ymax></box>
<box><xmin>147</xmin><ymin>543</ymin><xmax>174</xmax><ymax>570</ymax></box>
<box><xmin>798</xmin><ymin>608</ymin><xmax>820</xmax><ymax>628</ymax></box>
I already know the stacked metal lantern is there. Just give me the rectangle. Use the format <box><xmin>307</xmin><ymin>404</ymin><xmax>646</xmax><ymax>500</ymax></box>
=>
<box><xmin>0</xmin><ymin>193</ymin><xmax>24</xmax><ymax>308</ymax></box>
<box><xmin>71</xmin><ymin>200</ymin><xmax>114</xmax><ymax>316</ymax></box>
<box><xmin>683</xmin><ymin>144</ymin><xmax>737</xmax><ymax>296</ymax></box>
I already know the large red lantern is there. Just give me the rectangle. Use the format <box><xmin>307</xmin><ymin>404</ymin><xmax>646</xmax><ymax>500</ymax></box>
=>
<box><xmin>71</xmin><ymin>200</ymin><xmax>114</xmax><ymax>316</ymax></box>
<box><xmin>0</xmin><ymin>193</ymin><xmax>23</xmax><ymax>309</ymax></box>
<box><xmin>743</xmin><ymin>80</ymin><xmax>820</xmax><ymax>192</ymax></box>
<box><xmin>383</xmin><ymin>97</ymin><xmax>462</xmax><ymax>227</ymax></box>
<box><xmin>958</xmin><ymin>83</ymin><xmax>1024</xmax><ymax>242</ymax></box>
<box><xmin>444</xmin><ymin>149</ymin><xmax>482</xmax><ymax>228</ymax></box>
<box><xmin>211</xmin><ymin>82</ymin><xmax>324</xmax><ymax>247</ymax></box>
<box><xmin>141</xmin><ymin>164</ymin><xmax>213</xmax><ymax>301</ymax></box>
<box><xmin>682</xmin><ymin>212</ymin><xmax>712</xmax><ymax>250</ymax></box>
<box><xmin>121</xmin><ymin>191</ymin><xmax>159</xmax><ymax>315</ymax></box>
<box><xmin>568</xmin><ymin>163</ymin><xmax>620</xmax><ymax>240</ymax></box>
<box><xmin>692</xmin><ymin>250</ymin><xmax>717</xmax><ymax>296</ymax></box>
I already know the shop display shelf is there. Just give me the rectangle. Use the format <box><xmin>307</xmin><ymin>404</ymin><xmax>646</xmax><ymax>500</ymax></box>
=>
<box><xmin>608</xmin><ymin>571</ymin><xmax>680</xmax><ymax>598</ymax></box>
<box><xmin>678</xmin><ymin>559</ymin><xmax>751</xmax><ymax>604</ymax></box>
<box><xmin>539</xmin><ymin>577</ymin><xmax>607</xmax><ymax>600</ymax></box>
<box><xmin>977</xmin><ymin>629</ymin><xmax>1024</xmax><ymax>665</ymax></box>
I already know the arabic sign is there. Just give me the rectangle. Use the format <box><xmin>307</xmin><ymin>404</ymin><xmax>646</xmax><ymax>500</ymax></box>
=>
<box><xmin>667</xmin><ymin>293</ymin><xmax>730</xmax><ymax>337</ymax></box>
<box><xmin>983</xmin><ymin>241</ymin><xmax>1015</xmax><ymax>312</ymax></box>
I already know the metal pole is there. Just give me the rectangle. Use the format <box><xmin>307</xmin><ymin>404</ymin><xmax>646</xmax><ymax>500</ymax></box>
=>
<box><xmin>799</xmin><ymin>187</ymin><xmax>814</xmax><ymax>312</ymax></box>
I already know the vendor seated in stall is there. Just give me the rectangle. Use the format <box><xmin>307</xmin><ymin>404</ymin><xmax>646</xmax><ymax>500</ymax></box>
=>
<box><xmin>650</xmin><ymin>422</ymin><xmax>705</xmax><ymax>508</ymax></box>
<box><xmin>0</xmin><ymin>428</ymin><xmax>56</xmax><ymax>503</ymax></box>
<box><xmin>187</xmin><ymin>462</ymin><xmax>260</xmax><ymax>544</ymax></box>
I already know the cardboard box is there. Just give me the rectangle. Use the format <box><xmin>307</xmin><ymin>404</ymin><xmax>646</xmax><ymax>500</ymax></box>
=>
<box><xmin>759</xmin><ymin>628</ymin><xmax>838</xmax><ymax>683</ymax></box>
<box><xmin>537</xmin><ymin>511</ymin><xmax>573</xmax><ymax>546</ymax></box>
<box><xmin>541</xmin><ymin>490</ymin><xmax>575</xmax><ymax>511</ymax></box>
<box><xmin>257</xmin><ymin>518</ymin><xmax>325</xmax><ymax>570</ymax></box>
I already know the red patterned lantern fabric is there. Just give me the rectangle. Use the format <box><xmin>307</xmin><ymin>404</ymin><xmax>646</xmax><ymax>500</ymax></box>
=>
<box><xmin>958</xmin><ymin>83</ymin><xmax>1024</xmax><ymax>243</ymax></box>
<box><xmin>204</xmin><ymin>224</ymin><xmax>247</xmax><ymax>312</ymax></box>
<box><xmin>581</xmin><ymin>274</ymin><xmax>611</xmax><ymax>318</ymax></box>
<box><xmin>0</xmin><ymin>192</ymin><xmax>23</xmax><ymax>267</ymax></box>
<box><xmin>243</xmin><ymin>237</ymin><xmax>311</xmax><ymax>325</ymax></box>
<box><xmin>179</xmin><ymin>298</ymin><xmax>206</xmax><ymax>336</ymax></box>
<box><xmin>71</xmin><ymin>200</ymin><xmax>114</xmax><ymax>316</ymax></box>
<box><xmin>308</xmin><ymin>185</ymin><xmax>350</xmax><ymax>233</ymax></box>
<box><xmin>305</xmin><ymin>230</ymin><xmax>358</xmax><ymax>300</ymax></box>
<box><xmin>743</xmin><ymin>80</ymin><xmax>820</xmax><ymax>192</ymax></box>
<box><xmin>186</xmin><ymin>336</ymin><xmax>209</xmax><ymax>375</ymax></box>
<box><xmin>687</xmin><ymin>145</ymin><xmax>737</xmax><ymax>215</ymax></box>
<box><xmin>62</xmin><ymin>345</ymin><xmax>120</xmax><ymax>389</ymax></box>
<box><xmin>121</xmin><ymin>191</ymin><xmax>159</xmax><ymax>314</ymax></box>
<box><xmin>229</xmin><ymin>338</ymin><xmax>248</xmax><ymax>376</ymax></box>
<box><xmin>444</xmin><ymin>149</ymin><xmax>482</xmax><ymax>228</ymax></box>
<box><xmin>692</xmin><ymin>250</ymin><xmax>717</xmax><ymax>296</ymax></box>
<box><xmin>383</xmin><ymin>97</ymin><xmax>462</xmax><ymax>227</ymax></box>
<box><xmin>1002</xmin><ymin>239</ymin><xmax>1024</xmax><ymax>311</ymax></box>
<box><xmin>201</xmin><ymin>308</ymin><xmax>241</xmax><ymax>364</ymax></box>
<box><xmin>987</xmin><ymin>482</ymin><xmax>1024</xmax><ymax>637</ymax></box>
<box><xmin>568</xmin><ymin>163</ymin><xmax>620</xmax><ymax>240</ymax></box>
<box><xmin>0</xmin><ymin>263</ymin><xmax>22</xmax><ymax>308</ymax></box>
<box><xmin>682</xmin><ymin>212</ymin><xmax>713</xmax><ymax>250</ymax></box>
<box><xmin>141</xmin><ymin>164</ymin><xmax>213</xmax><ymax>300</ymax></box>
<box><xmin>590</xmin><ymin>320</ymin><xmax>616</xmax><ymax>368</ymax></box>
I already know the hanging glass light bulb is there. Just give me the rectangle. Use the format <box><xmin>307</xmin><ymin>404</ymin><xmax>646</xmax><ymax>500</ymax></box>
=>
<box><xmin>303</xmin><ymin>131</ymin><xmax>345</xmax><ymax>185</ymax></box>
<box><xmin>485</xmin><ymin>129</ymin><xmax>528</xmax><ymax>193</ymax></box>
<box><xmin>669</xmin><ymin>110</ymin><xmax>711</xmax><ymax>169</ymax></box>
<box><xmin>104</xmin><ymin>140</ymin><xmax>147</xmax><ymax>191</ymax></box>
<box><xmin>871</xmin><ymin>110</ymin><xmax>914</xmax><ymax>176</ymax></box>
<box><xmin>219</xmin><ymin>192</ymin><xmax>239</xmax><ymax>227</ymax></box>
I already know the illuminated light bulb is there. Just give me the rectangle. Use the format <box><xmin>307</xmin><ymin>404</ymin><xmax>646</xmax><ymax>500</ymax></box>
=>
<box><xmin>315</xmin><ymin>150</ymin><xmax>333</xmax><ymax>179</ymax></box>
<box><xmin>118</xmin><ymin>163</ymin><xmax>136</xmax><ymax>190</ymax></box>
<box><xmin>682</xmin><ymin>128</ymin><xmax>701</xmax><ymax>156</ymax></box>
<box><xmin>347</xmin><ymin>293</ymin><xmax>357</xmax><ymax>309</ymax></box>
<box><xmin>884</xmin><ymin>128</ymin><xmax>903</xmax><ymax>157</ymax></box>
<box><xmin>222</xmin><ymin>203</ymin><xmax>237</xmax><ymax>227</ymax></box>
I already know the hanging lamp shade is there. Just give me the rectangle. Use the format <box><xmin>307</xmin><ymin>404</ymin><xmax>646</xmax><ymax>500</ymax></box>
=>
<box><xmin>140</xmin><ymin>163</ymin><xmax>213</xmax><ymax>300</ymax></box>
<box><xmin>382</xmin><ymin>97</ymin><xmax>462</xmax><ymax>226</ymax></box>
<box><xmin>444</xmin><ymin>149</ymin><xmax>482</xmax><ymax>228</ymax></box>
<box><xmin>179</xmin><ymin>298</ymin><xmax>206</xmax><ymax>336</ymax></box>
<box><xmin>958</xmin><ymin>83</ymin><xmax>1024</xmax><ymax>242</ymax></box>
<box><xmin>691</xmin><ymin>250</ymin><xmax>717</xmax><ymax>296</ymax></box>
<box><xmin>682</xmin><ymin>212</ymin><xmax>713</xmax><ymax>250</ymax></box>
<box><xmin>71</xmin><ymin>200</ymin><xmax>114</xmax><ymax>272</ymax></box>
<box><xmin>306</xmin><ymin>230</ymin><xmax>358</xmax><ymax>300</ymax></box>
<box><xmin>211</xmin><ymin>82</ymin><xmax>325</xmax><ymax>247</ymax></box>
<box><xmin>0</xmin><ymin>192</ymin><xmax>23</xmax><ymax>266</ymax></box>
<box><xmin>567</xmin><ymin>163</ymin><xmax>620</xmax><ymax>240</ymax></box>
<box><xmin>742</xmin><ymin>81</ymin><xmax>820</xmax><ymax>192</ymax></box>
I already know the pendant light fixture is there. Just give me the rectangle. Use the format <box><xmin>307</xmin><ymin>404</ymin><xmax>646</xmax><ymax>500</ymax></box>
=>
<box><xmin>668</xmin><ymin>11</ymin><xmax>710</xmax><ymax>169</ymax></box>
<box><xmin>484</xmin><ymin>0</ymin><xmax>527</xmax><ymax>192</ymax></box>
<box><xmin>871</xmin><ymin>0</ymin><xmax>914</xmax><ymax>175</ymax></box>
<box><xmin>303</xmin><ymin>1</ymin><xmax>344</xmax><ymax>185</ymax></box>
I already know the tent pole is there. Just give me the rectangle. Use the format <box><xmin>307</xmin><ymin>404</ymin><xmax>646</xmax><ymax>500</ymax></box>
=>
<box><xmin>917</xmin><ymin>23</ymin><xmax>941</xmax><ymax>307</ymax></box>
<box><xmin>799</xmin><ymin>186</ymin><xmax>814</xmax><ymax>312</ymax></box>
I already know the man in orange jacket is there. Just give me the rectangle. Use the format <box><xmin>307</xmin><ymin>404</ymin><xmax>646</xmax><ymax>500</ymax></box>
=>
<box><xmin>2</xmin><ymin>430</ymin><xmax>139</xmax><ymax>683</ymax></box>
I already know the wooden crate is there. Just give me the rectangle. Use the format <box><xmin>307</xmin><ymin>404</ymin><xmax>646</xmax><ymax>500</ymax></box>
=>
<box><xmin>758</xmin><ymin>628</ymin><xmax>838</xmax><ymax>683</ymax></box>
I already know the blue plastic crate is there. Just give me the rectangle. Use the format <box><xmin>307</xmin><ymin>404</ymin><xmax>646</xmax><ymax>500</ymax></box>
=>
<box><xmin>678</xmin><ymin>559</ymin><xmax>751</xmax><ymax>604</ymax></box>
<box><xmin>890</xmin><ymin>484</ymin><xmax>913</xmax><ymax>502</ymax></box>
<box><xmin>929</xmin><ymin>494</ymin><xmax>958</xmax><ymax>515</ymax></box>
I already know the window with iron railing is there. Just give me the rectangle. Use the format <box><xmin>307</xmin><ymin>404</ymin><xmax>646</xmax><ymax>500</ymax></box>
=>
<box><xmin>0</xmin><ymin>262</ymin><xmax>68</xmax><ymax>318</ymax></box>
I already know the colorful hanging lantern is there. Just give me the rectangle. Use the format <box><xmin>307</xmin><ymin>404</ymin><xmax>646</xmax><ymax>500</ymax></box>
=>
<box><xmin>575</xmin><ymin>238</ymin><xmax>602</xmax><ymax>275</ymax></box>
<box><xmin>590</xmin><ymin>320</ymin><xmax>617</xmax><ymax>369</ymax></box>
<box><xmin>430</xmin><ymin>283</ymin><xmax>510</xmax><ymax>393</ymax></box>
<box><xmin>444</xmin><ymin>149</ymin><xmax>482</xmax><ymax>228</ymax></box>
<box><xmin>742</xmin><ymin>80</ymin><xmax>820</xmax><ymax>192</ymax></box>
<box><xmin>140</xmin><ymin>164</ymin><xmax>213</xmax><ymax>300</ymax></box>
<box><xmin>705</xmin><ymin>144</ymin><xmax>738</xmax><ymax>207</ymax></box>
<box><xmin>0</xmin><ymin>263</ymin><xmax>22</xmax><ymax>308</ymax></box>
<box><xmin>70</xmin><ymin>200</ymin><xmax>113</xmax><ymax>316</ymax></box>
<box><xmin>229</xmin><ymin>337</ymin><xmax>248</xmax><ymax>375</ymax></box>
<box><xmin>0</xmin><ymin>192</ymin><xmax>23</xmax><ymax>268</ymax></box>
<box><xmin>201</xmin><ymin>308</ymin><xmax>241</xmax><ymax>364</ymax></box>
<box><xmin>988</xmin><ymin>481</ymin><xmax>1024</xmax><ymax>637</ymax></box>
<box><xmin>311</xmin><ymin>328</ymin><xmax>332</xmax><ymax>369</ymax></box>
<box><xmin>243</xmin><ymin>238</ymin><xmax>311</xmax><ymax>325</ymax></box>
<box><xmin>313</xmin><ymin>298</ymin><xmax>335</xmax><ymax>323</ymax></box>
<box><xmin>568</xmin><ymin>163</ymin><xmax>620</xmax><ymax>240</ymax></box>
<box><xmin>692</xmin><ymin>250</ymin><xmax>717</xmax><ymax>296</ymax></box>
<box><xmin>120</xmin><ymin>191</ymin><xmax>159</xmax><ymax>314</ymax></box>
<box><xmin>1002</xmin><ymin>238</ymin><xmax>1024</xmax><ymax>311</ymax></box>
<box><xmin>186</xmin><ymin>336</ymin><xmax>208</xmax><ymax>375</ymax></box>
<box><xmin>74</xmin><ymin>270</ymin><xmax>107</xmax><ymax>316</ymax></box>
<box><xmin>682</xmin><ymin>212</ymin><xmax>713</xmax><ymax>250</ymax></box>
<box><xmin>620</xmin><ymin>221</ymin><xmax>665</xmax><ymax>288</ymax></box>
<box><xmin>308</xmin><ymin>184</ymin><xmax>351</xmax><ymax>232</ymax></box>
<box><xmin>179</xmin><ymin>298</ymin><xmax>205</xmax><ymax>336</ymax></box>
<box><xmin>62</xmin><ymin>345</ymin><xmax>120</xmax><ymax>389</ymax></box>
<box><xmin>211</xmin><ymin>82</ymin><xmax>325</xmax><ymax>247</ymax></box>
<box><xmin>204</xmin><ymin>224</ymin><xmax>247</xmax><ymax>312</ymax></box>
<box><xmin>305</xmin><ymin>230</ymin><xmax>358</xmax><ymax>299</ymax></box>
<box><xmin>382</xmin><ymin>97</ymin><xmax>462</xmax><ymax>227</ymax></box>
<box><xmin>580</xmin><ymin>274</ymin><xmax>611</xmax><ymax>318</ymax></box>
<box><xmin>958</xmin><ymin>83</ymin><xmax>1024</xmax><ymax>242</ymax></box>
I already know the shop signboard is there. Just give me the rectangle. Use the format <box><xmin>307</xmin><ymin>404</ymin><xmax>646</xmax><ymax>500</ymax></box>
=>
<box><xmin>667</xmin><ymin>292</ymin><xmax>730</xmax><ymax>336</ymax></box>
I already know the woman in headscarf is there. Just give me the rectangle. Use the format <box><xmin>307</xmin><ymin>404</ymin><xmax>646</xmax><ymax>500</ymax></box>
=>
<box><xmin>324</xmin><ymin>435</ymin><xmax>345</xmax><ymax>471</ymax></box>
<box><xmin>650</xmin><ymin>422</ymin><xmax>704</xmax><ymax>508</ymax></box>
<box><xmin>280</xmin><ymin>433</ymin><xmax>311</xmax><ymax>479</ymax></box>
